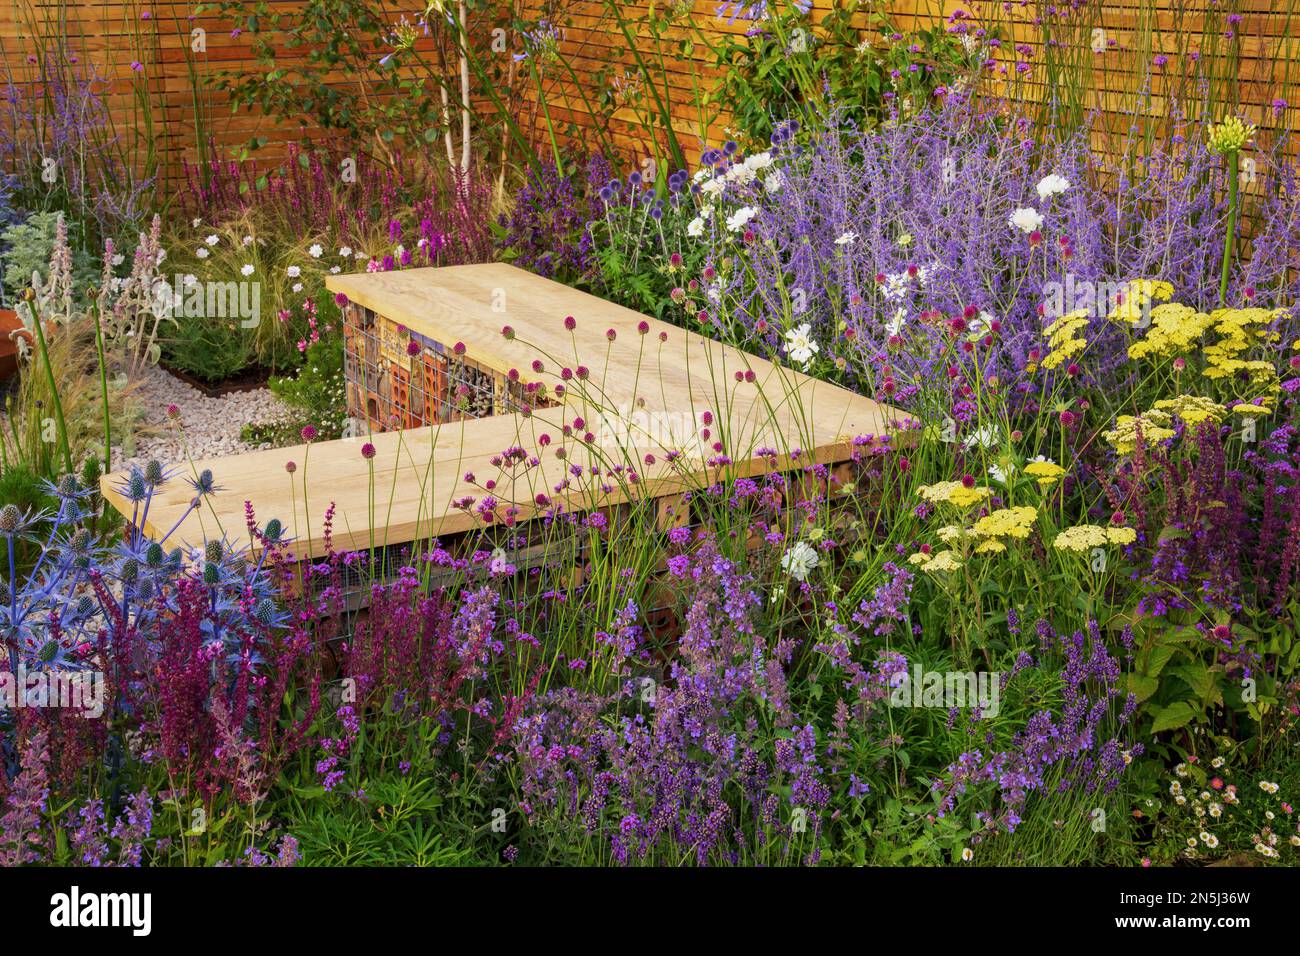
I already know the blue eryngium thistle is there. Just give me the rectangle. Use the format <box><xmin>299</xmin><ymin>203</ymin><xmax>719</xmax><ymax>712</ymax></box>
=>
<box><xmin>2</xmin><ymin>466</ymin><xmax>286</xmax><ymax>702</ymax></box>
<box><xmin>187</xmin><ymin>468</ymin><xmax>221</xmax><ymax>498</ymax></box>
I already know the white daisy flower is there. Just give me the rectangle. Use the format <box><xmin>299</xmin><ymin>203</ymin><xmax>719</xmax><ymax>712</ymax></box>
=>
<box><xmin>780</xmin><ymin>541</ymin><xmax>820</xmax><ymax>582</ymax></box>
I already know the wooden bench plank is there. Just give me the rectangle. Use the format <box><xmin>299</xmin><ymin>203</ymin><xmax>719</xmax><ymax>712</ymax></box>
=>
<box><xmin>103</xmin><ymin>266</ymin><xmax>905</xmax><ymax>559</ymax></box>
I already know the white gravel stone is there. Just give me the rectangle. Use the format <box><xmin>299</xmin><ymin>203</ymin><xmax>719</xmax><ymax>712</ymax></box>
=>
<box><xmin>114</xmin><ymin>365</ymin><xmax>294</xmax><ymax>472</ymax></box>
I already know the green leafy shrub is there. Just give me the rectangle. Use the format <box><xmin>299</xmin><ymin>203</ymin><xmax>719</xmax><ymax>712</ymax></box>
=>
<box><xmin>0</xmin><ymin>212</ymin><xmax>98</xmax><ymax>299</ymax></box>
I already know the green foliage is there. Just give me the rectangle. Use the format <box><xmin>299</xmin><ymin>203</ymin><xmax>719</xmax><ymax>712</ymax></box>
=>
<box><xmin>705</xmin><ymin>1</ymin><xmax>980</xmax><ymax>146</ymax></box>
<box><xmin>161</xmin><ymin>309</ymin><xmax>260</xmax><ymax>384</ymax></box>
<box><xmin>284</xmin><ymin>774</ymin><xmax>477</xmax><ymax>866</ymax></box>
<box><xmin>0</xmin><ymin>212</ymin><xmax>98</xmax><ymax>299</ymax></box>
<box><xmin>199</xmin><ymin>0</ymin><xmax>461</xmax><ymax>163</ymax></box>
<box><xmin>243</xmin><ymin>336</ymin><xmax>347</xmax><ymax>444</ymax></box>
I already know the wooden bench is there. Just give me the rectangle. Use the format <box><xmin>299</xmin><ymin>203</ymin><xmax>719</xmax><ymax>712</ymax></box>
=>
<box><xmin>101</xmin><ymin>264</ymin><xmax>905</xmax><ymax>563</ymax></box>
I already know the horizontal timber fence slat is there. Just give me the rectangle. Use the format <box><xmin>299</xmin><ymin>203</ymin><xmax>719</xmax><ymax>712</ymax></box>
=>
<box><xmin>2</xmin><ymin>0</ymin><xmax>1298</xmax><ymax>192</ymax></box>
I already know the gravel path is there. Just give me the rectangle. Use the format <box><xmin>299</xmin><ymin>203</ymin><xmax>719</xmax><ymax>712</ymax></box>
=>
<box><xmin>114</xmin><ymin>365</ymin><xmax>293</xmax><ymax>472</ymax></box>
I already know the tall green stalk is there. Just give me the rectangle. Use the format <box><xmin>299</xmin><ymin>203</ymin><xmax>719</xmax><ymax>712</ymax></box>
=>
<box><xmin>90</xmin><ymin>297</ymin><xmax>112</xmax><ymax>475</ymax></box>
<box><xmin>1218</xmin><ymin>149</ymin><xmax>1240</xmax><ymax>306</ymax></box>
<box><xmin>24</xmin><ymin>293</ymin><xmax>74</xmax><ymax>474</ymax></box>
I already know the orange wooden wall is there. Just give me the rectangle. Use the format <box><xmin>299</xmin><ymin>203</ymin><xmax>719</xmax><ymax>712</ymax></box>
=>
<box><xmin>2</xmin><ymin>0</ymin><xmax>1298</xmax><ymax>189</ymax></box>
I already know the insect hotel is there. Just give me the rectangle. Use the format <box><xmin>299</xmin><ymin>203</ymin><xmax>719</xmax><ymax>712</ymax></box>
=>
<box><xmin>101</xmin><ymin>264</ymin><xmax>906</xmax><ymax>590</ymax></box>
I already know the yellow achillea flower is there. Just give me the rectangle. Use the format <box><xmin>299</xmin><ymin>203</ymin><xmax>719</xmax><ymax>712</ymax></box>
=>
<box><xmin>1207</xmin><ymin>117</ymin><xmax>1257</xmax><ymax>154</ymax></box>
<box><xmin>1203</xmin><ymin>308</ymin><xmax>1284</xmax><ymax>381</ymax></box>
<box><xmin>1054</xmin><ymin>525</ymin><xmax>1137</xmax><ymax>553</ymax></box>
<box><xmin>1041</xmin><ymin>309</ymin><xmax>1090</xmax><ymax>370</ymax></box>
<box><xmin>1103</xmin><ymin>409</ymin><xmax>1175</xmax><ymax>455</ymax></box>
<box><xmin>936</xmin><ymin>525</ymin><xmax>968</xmax><ymax>544</ymax></box>
<box><xmin>911</xmin><ymin>549</ymin><xmax>963</xmax><ymax>573</ymax></box>
<box><xmin>1024</xmin><ymin>459</ymin><xmax>1065</xmax><ymax>487</ymax></box>
<box><xmin>1107</xmin><ymin>279</ymin><xmax>1174</xmax><ymax>325</ymax></box>
<box><xmin>1232</xmin><ymin>402</ymin><xmax>1271</xmax><ymax>416</ymax></box>
<box><xmin>917</xmin><ymin>481</ymin><xmax>991</xmax><ymax>509</ymax></box>
<box><xmin>971</xmin><ymin>506</ymin><xmax>1038</xmax><ymax>540</ymax></box>
<box><xmin>1128</xmin><ymin>303</ymin><xmax>1214</xmax><ymax>360</ymax></box>
<box><xmin>974</xmin><ymin>539</ymin><xmax>1006</xmax><ymax>555</ymax></box>
<box><xmin>1152</xmin><ymin>395</ymin><xmax>1227</xmax><ymax>427</ymax></box>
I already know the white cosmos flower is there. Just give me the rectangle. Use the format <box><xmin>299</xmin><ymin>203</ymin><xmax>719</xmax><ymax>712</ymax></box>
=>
<box><xmin>962</xmin><ymin>425</ymin><xmax>997</xmax><ymax>450</ymax></box>
<box><xmin>308</xmin><ymin>243</ymin><xmax>323</xmax><ymax>258</ymax></box>
<box><xmin>192</xmin><ymin>218</ymin><xmax>202</xmax><ymax>228</ymax></box>
<box><xmin>329</xmin><ymin>265</ymin><xmax>341</xmax><ymax>274</ymax></box>
<box><xmin>700</xmin><ymin>177</ymin><xmax>726</xmax><ymax>198</ymax></box>
<box><xmin>784</xmin><ymin>322</ymin><xmax>819</xmax><ymax>369</ymax></box>
<box><xmin>1009</xmin><ymin>207</ymin><xmax>1044</xmax><ymax>233</ymax></box>
<box><xmin>111</xmin><ymin>253</ymin><xmax>125</xmax><ymax>267</ymax></box>
<box><xmin>743</xmin><ymin>151</ymin><xmax>773</xmax><ymax>172</ymax></box>
<box><xmin>989</xmin><ymin>461</ymin><xmax>1015</xmax><ymax>485</ymax></box>
<box><xmin>1035</xmin><ymin>173</ymin><xmax>1071</xmax><ymax>201</ymax></box>
<box><xmin>241</xmin><ymin>264</ymin><xmax>255</xmax><ymax>277</ymax></box>
<box><xmin>725</xmin><ymin>164</ymin><xmax>756</xmax><ymax>187</ymax></box>
<box><xmin>687</xmin><ymin>217</ymin><xmax>705</xmax><ymax>238</ymax></box>
<box><xmin>725</xmin><ymin>206</ymin><xmax>757</xmax><ymax>233</ymax></box>
<box><xmin>780</xmin><ymin>541</ymin><xmax>820</xmax><ymax>582</ymax></box>
<box><xmin>292</xmin><ymin>283</ymin><xmax>303</xmax><ymax>293</ymax></box>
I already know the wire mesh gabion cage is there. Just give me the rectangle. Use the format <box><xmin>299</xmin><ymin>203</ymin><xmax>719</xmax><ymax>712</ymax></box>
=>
<box><xmin>341</xmin><ymin>301</ymin><xmax>551</xmax><ymax>430</ymax></box>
